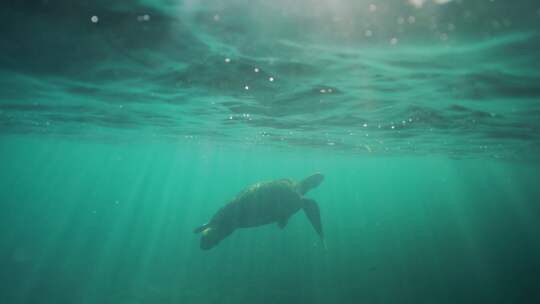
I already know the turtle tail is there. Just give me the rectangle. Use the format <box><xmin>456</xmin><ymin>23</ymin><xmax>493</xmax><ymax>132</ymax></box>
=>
<box><xmin>298</xmin><ymin>173</ymin><xmax>324</xmax><ymax>195</ymax></box>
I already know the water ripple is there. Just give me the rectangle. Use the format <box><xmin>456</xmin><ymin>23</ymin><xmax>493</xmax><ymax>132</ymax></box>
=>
<box><xmin>1</xmin><ymin>0</ymin><xmax>540</xmax><ymax>160</ymax></box>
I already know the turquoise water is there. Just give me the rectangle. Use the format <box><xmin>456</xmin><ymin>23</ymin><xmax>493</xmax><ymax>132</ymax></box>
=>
<box><xmin>1</xmin><ymin>1</ymin><xmax>540</xmax><ymax>303</ymax></box>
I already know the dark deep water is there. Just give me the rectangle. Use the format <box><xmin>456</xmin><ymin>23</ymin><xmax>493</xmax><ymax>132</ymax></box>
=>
<box><xmin>1</xmin><ymin>1</ymin><xmax>540</xmax><ymax>303</ymax></box>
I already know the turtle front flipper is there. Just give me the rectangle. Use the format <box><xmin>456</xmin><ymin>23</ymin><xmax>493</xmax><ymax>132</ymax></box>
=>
<box><xmin>302</xmin><ymin>198</ymin><xmax>324</xmax><ymax>241</ymax></box>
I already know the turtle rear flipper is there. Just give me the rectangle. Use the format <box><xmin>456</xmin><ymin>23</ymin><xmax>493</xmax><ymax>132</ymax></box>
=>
<box><xmin>302</xmin><ymin>198</ymin><xmax>324</xmax><ymax>241</ymax></box>
<box><xmin>277</xmin><ymin>217</ymin><xmax>289</xmax><ymax>229</ymax></box>
<box><xmin>298</xmin><ymin>173</ymin><xmax>324</xmax><ymax>195</ymax></box>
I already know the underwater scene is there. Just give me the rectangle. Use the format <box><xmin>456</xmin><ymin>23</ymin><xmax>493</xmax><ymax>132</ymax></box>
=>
<box><xmin>1</xmin><ymin>0</ymin><xmax>540</xmax><ymax>303</ymax></box>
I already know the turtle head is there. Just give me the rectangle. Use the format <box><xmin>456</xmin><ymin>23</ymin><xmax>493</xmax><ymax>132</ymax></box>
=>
<box><xmin>195</xmin><ymin>224</ymin><xmax>233</xmax><ymax>250</ymax></box>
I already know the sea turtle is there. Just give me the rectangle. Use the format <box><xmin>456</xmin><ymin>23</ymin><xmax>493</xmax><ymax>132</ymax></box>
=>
<box><xmin>193</xmin><ymin>173</ymin><xmax>325</xmax><ymax>250</ymax></box>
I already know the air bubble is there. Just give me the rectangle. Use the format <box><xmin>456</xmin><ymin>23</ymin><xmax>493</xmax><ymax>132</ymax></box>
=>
<box><xmin>409</xmin><ymin>0</ymin><xmax>426</xmax><ymax>8</ymax></box>
<box><xmin>91</xmin><ymin>15</ymin><xmax>99</xmax><ymax>23</ymax></box>
<box><xmin>137</xmin><ymin>14</ymin><xmax>150</xmax><ymax>22</ymax></box>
